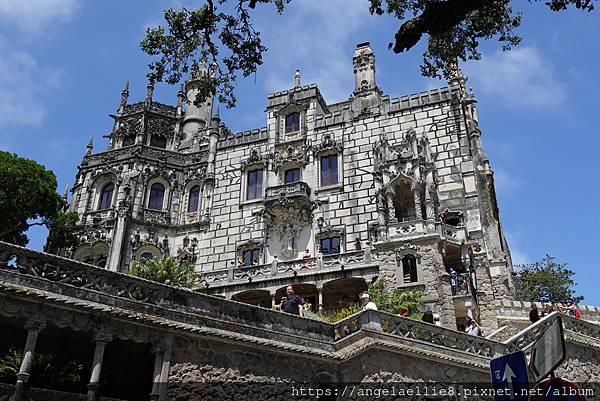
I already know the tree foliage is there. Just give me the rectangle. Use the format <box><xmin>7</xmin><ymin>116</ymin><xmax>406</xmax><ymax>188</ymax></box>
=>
<box><xmin>514</xmin><ymin>255</ymin><xmax>584</xmax><ymax>305</ymax></box>
<box><xmin>367</xmin><ymin>280</ymin><xmax>424</xmax><ymax>318</ymax></box>
<box><xmin>141</xmin><ymin>0</ymin><xmax>594</xmax><ymax>107</ymax></box>
<box><xmin>130</xmin><ymin>255</ymin><xmax>199</xmax><ymax>288</ymax></box>
<box><xmin>0</xmin><ymin>151</ymin><xmax>78</xmax><ymax>249</ymax></box>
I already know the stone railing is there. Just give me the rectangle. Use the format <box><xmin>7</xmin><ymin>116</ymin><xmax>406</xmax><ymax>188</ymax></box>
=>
<box><xmin>387</xmin><ymin>220</ymin><xmax>428</xmax><ymax>239</ymax></box>
<box><xmin>264</xmin><ymin>181</ymin><xmax>311</xmax><ymax>203</ymax></box>
<box><xmin>203</xmin><ymin>250</ymin><xmax>372</xmax><ymax>286</ymax></box>
<box><xmin>436</xmin><ymin>223</ymin><xmax>467</xmax><ymax>242</ymax></box>
<box><xmin>2</xmin><ymin>241</ymin><xmax>598</xmax><ymax>365</ymax></box>
<box><xmin>139</xmin><ymin>208</ymin><xmax>170</xmax><ymax>225</ymax></box>
<box><xmin>334</xmin><ymin>310</ymin><xmax>507</xmax><ymax>358</ymax></box>
<box><xmin>496</xmin><ymin>299</ymin><xmax>600</xmax><ymax>324</ymax></box>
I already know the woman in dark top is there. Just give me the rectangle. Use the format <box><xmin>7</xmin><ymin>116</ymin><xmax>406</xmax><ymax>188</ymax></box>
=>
<box><xmin>529</xmin><ymin>303</ymin><xmax>540</xmax><ymax>323</ymax></box>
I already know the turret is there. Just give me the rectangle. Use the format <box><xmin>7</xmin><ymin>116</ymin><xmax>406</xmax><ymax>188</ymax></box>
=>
<box><xmin>353</xmin><ymin>42</ymin><xmax>378</xmax><ymax>96</ymax></box>
<box><xmin>182</xmin><ymin>64</ymin><xmax>214</xmax><ymax>141</ymax></box>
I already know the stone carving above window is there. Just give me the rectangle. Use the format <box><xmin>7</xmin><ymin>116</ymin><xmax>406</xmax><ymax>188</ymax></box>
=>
<box><xmin>311</xmin><ymin>133</ymin><xmax>343</xmax><ymax>155</ymax></box>
<box><xmin>131</xmin><ymin>228</ymin><xmax>169</xmax><ymax>255</ymax></box>
<box><xmin>240</xmin><ymin>149</ymin><xmax>267</xmax><ymax>171</ymax></box>
<box><xmin>270</xmin><ymin>143</ymin><xmax>310</xmax><ymax>172</ymax></box>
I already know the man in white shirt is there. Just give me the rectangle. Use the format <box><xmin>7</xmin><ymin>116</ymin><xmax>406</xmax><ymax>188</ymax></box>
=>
<box><xmin>360</xmin><ymin>293</ymin><xmax>377</xmax><ymax>310</ymax></box>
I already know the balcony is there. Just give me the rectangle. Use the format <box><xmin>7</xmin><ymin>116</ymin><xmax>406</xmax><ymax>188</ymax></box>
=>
<box><xmin>373</xmin><ymin>220</ymin><xmax>468</xmax><ymax>243</ymax></box>
<box><xmin>203</xmin><ymin>249</ymin><xmax>375</xmax><ymax>287</ymax></box>
<box><xmin>436</xmin><ymin>223</ymin><xmax>467</xmax><ymax>243</ymax></box>
<box><xmin>265</xmin><ymin>181</ymin><xmax>311</xmax><ymax>205</ymax></box>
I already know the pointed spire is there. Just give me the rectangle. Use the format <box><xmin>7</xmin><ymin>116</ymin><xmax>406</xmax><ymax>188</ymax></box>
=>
<box><xmin>210</xmin><ymin>103</ymin><xmax>220</xmax><ymax>131</ymax></box>
<box><xmin>145</xmin><ymin>78</ymin><xmax>154</xmax><ymax>107</ymax></box>
<box><xmin>86</xmin><ymin>136</ymin><xmax>94</xmax><ymax>156</ymax></box>
<box><xmin>177</xmin><ymin>84</ymin><xmax>185</xmax><ymax>107</ymax></box>
<box><xmin>294</xmin><ymin>69</ymin><xmax>301</xmax><ymax>88</ymax></box>
<box><xmin>120</xmin><ymin>81</ymin><xmax>129</xmax><ymax>108</ymax></box>
<box><xmin>448</xmin><ymin>61</ymin><xmax>467</xmax><ymax>89</ymax></box>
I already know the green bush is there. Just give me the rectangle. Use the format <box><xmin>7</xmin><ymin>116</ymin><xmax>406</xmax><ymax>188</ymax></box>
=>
<box><xmin>367</xmin><ymin>280</ymin><xmax>423</xmax><ymax>318</ymax></box>
<box><xmin>328</xmin><ymin>303</ymin><xmax>362</xmax><ymax>323</ymax></box>
<box><xmin>130</xmin><ymin>255</ymin><xmax>198</xmax><ymax>288</ymax></box>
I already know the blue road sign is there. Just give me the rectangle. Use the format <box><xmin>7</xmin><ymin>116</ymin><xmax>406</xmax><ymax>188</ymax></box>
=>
<box><xmin>490</xmin><ymin>351</ymin><xmax>531</xmax><ymax>401</ymax></box>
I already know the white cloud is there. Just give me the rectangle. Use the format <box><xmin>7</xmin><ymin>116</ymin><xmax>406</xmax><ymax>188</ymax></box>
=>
<box><xmin>493</xmin><ymin>166</ymin><xmax>522</xmax><ymax>194</ymax></box>
<box><xmin>506</xmin><ymin>231</ymin><xmax>530</xmax><ymax>266</ymax></box>
<box><xmin>0</xmin><ymin>38</ymin><xmax>64</xmax><ymax>127</ymax></box>
<box><xmin>0</xmin><ymin>0</ymin><xmax>79</xmax><ymax>37</ymax></box>
<box><xmin>465</xmin><ymin>47</ymin><xmax>565</xmax><ymax>109</ymax></box>
<box><xmin>256</xmin><ymin>0</ymin><xmax>373</xmax><ymax>102</ymax></box>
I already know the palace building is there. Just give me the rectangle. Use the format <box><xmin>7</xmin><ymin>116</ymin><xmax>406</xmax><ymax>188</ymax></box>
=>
<box><xmin>64</xmin><ymin>42</ymin><xmax>515</xmax><ymax>330</ymax></box>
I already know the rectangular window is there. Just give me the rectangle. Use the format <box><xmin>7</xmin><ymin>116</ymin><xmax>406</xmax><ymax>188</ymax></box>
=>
<box><xmin>285</xmin><ymin>112</ymin><xmax>300</xmax><ymax>133</ymax></box>
<box><xmin>284</xmin><ymin>168</ymin><xmax>300</xmax><ymax>184</ymax></box>
<box><xmin>402</xmin><ymin>255</ymin><xmax>418</xmax><ymax>283</ymax></box>
<box><xmin>320</xmin><ymin>237</ymin><xmax>340</xmax><ymax>255</ymax></box>
<box><xmin>243</xmin><ymin>249</ymin><xmax>261</xmax><ymax>266</ymax></box>
<box><xmin>320</xmin><ymin>155</ymin><xmax>338</xmax><ymax>186</ymax></box>
<box><xmin>246</xmin><ymin>169</ymin><xmax>263</xmax><ymax>200</ymax></box>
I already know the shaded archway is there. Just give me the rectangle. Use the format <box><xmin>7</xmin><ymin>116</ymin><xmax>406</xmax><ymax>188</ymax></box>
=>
<box><xmin>232</xmin><ymin>290</ymin><xmax>272</xmax><ymax>308</ymax></box>
<box><xmin>322</xmin><ymin>278</ymin><xmax>368</xmax><ymax>313</ymax></box>
<box><xmin>275</xmin><ymin>283</ymin><xmax>317</xmax><ymax>312</ymax></box>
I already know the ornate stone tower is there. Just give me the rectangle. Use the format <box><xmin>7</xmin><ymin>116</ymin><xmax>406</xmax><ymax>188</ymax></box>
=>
<box><xmin>65</xmin><ymin>43</ymin><xmax>514</xmax><ymax>331</ymax></box>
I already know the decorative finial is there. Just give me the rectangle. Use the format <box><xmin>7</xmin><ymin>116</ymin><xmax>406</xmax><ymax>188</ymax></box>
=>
<box><xmin>120</xmin><ymin>81</ymin><xmax>129</xmax><ymax>108</ymax></box>
<box><xmin>294</xmin><ymin>69</ymin><xmax>301</xmax><ymax>88</ymax></box>
<box><xmin>86</xmin><ymin>136</ymin><xmax>93</xmax><ymax>155</ymax></box>
<box><xmin>177</xmin><ymin>84</ymin><xmax>185</xmax><ymax>106</ymax></box>
<box><xmin>145</xmin><ymin>78</ymin><xmax>154</xmax><ymax>107</ymax></box>
<box><xmin>63</xmin><ymin>185</ymin><xmax>70</xmax><ymax>199</ymax></box>
<box><xmin>448</xmin><ymin>61</ymin><xmax>467</xmax><ymax>88</ymax></box>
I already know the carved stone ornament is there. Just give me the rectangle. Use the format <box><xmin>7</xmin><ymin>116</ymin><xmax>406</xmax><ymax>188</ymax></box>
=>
<box><xmin>311</xmin><ymin>133</ymin><xmax>343</xmax><ymax>155</ymax></box>
<box><xmin>146</xmin><ymin>116</ymin><xmax>176</xmax><ymax>139</ymax></box>
<box><xmin>240</xmin><ymin>149</ymin><xmax>267</xmax><ymax>171</ymax></box>
<box><xmin>264</xmin><ymin>205</ymin><xmax>312</xmax><ymax>260</ymax></box>
<box><xmin>395</xmin><ymin>242</ymin><xmax>421</xmax><ymax>258</ymax></box>
<box><xmin>270</xmin><ymin>143</ymin><xmax>310</xmax><ymax>172</ymax></box>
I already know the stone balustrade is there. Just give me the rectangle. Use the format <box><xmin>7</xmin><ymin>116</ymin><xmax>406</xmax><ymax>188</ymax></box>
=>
<box><xmin>378</xmin><ymin>220</ymin><xmax>467</xmax><ymax>242</ymax></box>
<box><xmin>203</xmin><ymin>249</ymin><xmax>372</xmax><ymax>286</ymax></box>
<box><xmin>264</xmin><ymin>181</ymin><xmax>311</xmax><ymax>203</ymax></box>
<box><xmin>496</xmin><ymin>299</ymin><xmax>600</xmax><ymax>324</ymax></box>
<box><xmin>2</xmin><ymin>241</ymin><xmax>599</xmax><ymax>369</ymax></box>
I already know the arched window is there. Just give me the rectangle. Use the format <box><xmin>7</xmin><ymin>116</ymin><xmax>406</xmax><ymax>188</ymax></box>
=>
<box><xmin>122</xmin><ymin>136</ymin><xmax>135</xmax><ymax>146</ymax></box>
<box><xmin>285</xmin><ymin>112</ymin><xmax>300</xmax><ymax>133</ymax></box>
<box><xmin>150</xmin><ymin>135</ymin><xmax>167</xmax><ymax>149</ymax></box>
<box><xmin>187</xmin><ymin>185</ymin><xmax>201</xmax><ymax>212</ymax></box>
<box><xmin>98</xmin><ymin>183</ymin><xmax>114</xmax><ymax>210</ymax></box>
<box><xmin>141</xmin><ymin>252</ymin><xmax>154</xmax><ymax>260</ymax></box>
<box><xmin>148</xmin><ymin>183</ymin><xmax>165</xmax><ymax>210</ymax></box>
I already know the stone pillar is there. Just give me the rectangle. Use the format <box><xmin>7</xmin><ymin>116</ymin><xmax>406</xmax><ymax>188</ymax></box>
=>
<box><xmin>158</xmin><ymin>334</ymin><xmax>173</xmax><ymax>401</ymax></box>
<box><xmin>150</xmin><ymin>344</ymin><xmax>165</xmax><ymax>401</ymax></box>
<box><xmin>317</xmin><ymin>287</ymin><xmax>324</xmax><ymax>313</ymax></box>
<box><xmin>87</xmin><ymin>331</ymin><xmax>113</xmax><ymax>401</ymax></box>
<box><xmin>386</xmin><ymin>192</ymin><xmax>397</xmax><ymax>224</ymax></box>
<box><xmin>465</xmin><ymin>301</ymin><xmax>473</xmax><ymax>319</ymax></box>
<box><xmin>13</xmin><ymin>319</ymin><xmax>46</xmax><ymax>401</ymax></box>
<box><xmin>271</xmin><ymin>292</ymin><xmax>277</xmax><ymax>308</ymax></box>
<box><xmin>107</xmin><ymin>204</ymin><xmax>129</xmax><ymax>271</ymax></box>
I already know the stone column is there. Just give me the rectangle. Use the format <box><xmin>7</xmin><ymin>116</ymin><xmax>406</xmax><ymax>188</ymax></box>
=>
<box><xmin>317</xmin><ymin>287</ymin><xmax>324</xmax><ymax>312</ymax></box>
<box><xmin>158</xmin><ymin>335</ymin><xmax>173</xmax><ymax>401</ymax></box>
<box><xmin>107</xmin><ymin>204</ymin><xmax>129</xmax><ymax>271</ymax></box>
<box><xmin>386</xmin><ymin>192</ymin><xmax>398</xmax><ymax>224</ymax></box>
<box><xmin>87</xmin><ymin>331</ymin><xmax>113</xmax><ymax>401</ymax></box>
<box><xmin>271</xmin><ymin>292</ymin><xmax>277</xmax><ymax>308</ymax></box>
<box><xmin>412</xmin><ymin>183</ymin><xmax>423</xmax><ymax>220</ymax></box>
<box><xmin>150</xmin><ymin>343</ymin><xmax>165</xmax><ymax>401</ymax></box>
<box><xmin>13</xmin><ymin>319</ymin><xmax>46</xmax><ymax>401</ymax></box>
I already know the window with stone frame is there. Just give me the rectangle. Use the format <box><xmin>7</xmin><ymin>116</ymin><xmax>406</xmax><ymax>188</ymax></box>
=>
<box><xmin>285</xmin><ymin>112</ymin><xmax>300</xmax><ymax>134</ymax></box>
<box><xmin>148</xmin><ymin>183</ymin><xmax>166</xmax><ymax>210</ymax></box>
<box><xmin>98</xmin><ymin>183</ymin><xmax>114</xmax><ymax>210</ymax></box>
<box><xmin>320</xmin><ymin>237</ymin><xmax>341</xmax><ymax>255</ymax></box>
<box><xmin>122</xmin><ymin>135</ymin><xmax>135</xmax><ymax>147</ymax></box>
<box><xmin>242</xmin><ymin>248</ymin><xmax>261</xmax><ymax>266</ymax></box>
<box><xmin>401</xmin><ymin>254</ymin><xmax>418</xmax><ymax>283</ymax></box>
<box><xmin>149</xmin><ymin>135</ymin><xmax>167</xmax><ymax>149</ymax></box>
<box><xmin>284</xmin><ymin>168</ymin><xmax>301</xmax><ymax>184</ymax></box>
<box><xmin>187</xmin><ymin>185</ymin><xmax>201</xmax><ymax>213</ymax></box>
<box><xmin>141</xmin><ymin>252</ymin><xmax>154</xmax><ymax>260</ymax></box>
<box><xmin>246</xmin><ymin>169</ymin><xmax>263</xmax><ymax>200</ymax></box>
<box><xmin>320</xmin><ymin>154</ymin><xmax>338</xmax><ymax>186</ymax></box>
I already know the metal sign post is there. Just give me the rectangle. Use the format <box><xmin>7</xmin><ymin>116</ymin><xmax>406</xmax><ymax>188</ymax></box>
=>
<box><xmin>527</xmin><ymin>317</ymin><xmax>566</xmax><ymax>384</ymax></box>
<box><xmin>490</xmin><ymin>351</ymin><xmax>531</xmax><ymax>401</ymax></box>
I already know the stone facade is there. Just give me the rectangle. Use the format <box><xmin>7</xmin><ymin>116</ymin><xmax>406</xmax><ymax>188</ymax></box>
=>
<box><xmin>63</xmin><ymin>42</ymin><xmax>514</xmax><ymax>331</ymax></box>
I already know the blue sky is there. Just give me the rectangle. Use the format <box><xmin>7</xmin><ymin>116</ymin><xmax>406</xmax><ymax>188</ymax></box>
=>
<box><xmin>1</xmin><ymin>1</ymin><xmax>598</xmax><ymax>304</ymax></box>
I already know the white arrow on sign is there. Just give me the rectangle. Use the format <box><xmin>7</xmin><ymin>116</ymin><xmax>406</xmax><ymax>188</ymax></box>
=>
<box><xmin>503</xmin><ymin>364</ymin><xmax>516</xmax><ymax>400</ymax></box>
